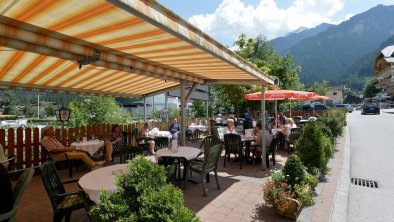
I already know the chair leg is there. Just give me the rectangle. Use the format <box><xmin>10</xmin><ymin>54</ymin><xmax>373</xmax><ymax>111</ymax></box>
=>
<box><xmin>201</xmin><ymin>174</ymin><xmax>207</xmax><ymax>197</ymax></box>
<box><xmin>272</xmin><ymin>152</ymin><xmax>276</xmax><ymax>165</ymax></box>
<box><xmin>223</xmin><ymin>151</ymin><xmax>227</xmax><ymax>167</ymax></box>
<box><xmin>65</xmin><ymin>212</ymin><xmax>72</xmax><ymax>222</ymax></box>
<box><xmin>240</xmin><ymin>151</ymin><xmax>242</xmax><ymax>169</ymax></box>
<box><xmin>266</xmin><ymin>154</ymin><xmax>269</xmax><ymax>168</ymax></box>
<box><xmin>53</xmin><ymin>213</ymin><xmax>64</xmax><ymax>222</ymax></box>
<box><xmin>214</xmin><ymin>170</ymin><xmax>220</xmax><ymax>190</ymax></box>
<box><xmin>206</xmin><ymin>173</ymin><xmax>210</xmax><ymax>183</ymax></box>
<box><xmin>68</xmin><ymin>161</ymin><xmax>72</xmax><ymax>178</ymax></box>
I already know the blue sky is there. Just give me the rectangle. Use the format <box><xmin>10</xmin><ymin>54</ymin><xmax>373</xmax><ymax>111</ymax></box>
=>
<box><xmin>157</xmin><ymin>0</ymin><xmax>393</xmax><ymax>46</ymax></box>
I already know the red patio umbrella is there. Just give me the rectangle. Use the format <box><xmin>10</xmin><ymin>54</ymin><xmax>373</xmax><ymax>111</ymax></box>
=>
<box><xmin>244</xmin><ymin>90</ymin><xmax>316</xmax><ymax>101</ymax></box>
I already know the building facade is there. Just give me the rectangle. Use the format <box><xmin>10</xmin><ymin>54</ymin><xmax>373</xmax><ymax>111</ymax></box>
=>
<box><xmin>327</xmin><ymin>86</ymin><xmax>345</xmax><ymax>105</ymax></box>
<box><xmin>374</xmin><ymin>45</ymin><xmax>394</xmax><ymax>99</ymax></box>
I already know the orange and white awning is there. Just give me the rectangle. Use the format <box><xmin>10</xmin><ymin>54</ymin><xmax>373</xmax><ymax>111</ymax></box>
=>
<box><xmin>0</xmin><ymin>0</ymin><xmax>274</xmax><ymax>98</ymax></box>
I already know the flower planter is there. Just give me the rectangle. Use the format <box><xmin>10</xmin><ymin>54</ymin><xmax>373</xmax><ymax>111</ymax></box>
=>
<box><xmin>274</xmin><ymin>197</ymin><xmax>301</xmax><ymax>220</ymax></box>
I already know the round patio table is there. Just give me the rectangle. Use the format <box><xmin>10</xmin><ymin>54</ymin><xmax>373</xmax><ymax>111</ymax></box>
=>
<box><xmin>78</xmin><ymin>164</ymin><xmax>128</xmax><ymax>204</ymax></box>
<box><xmin>70</xmin><ymin>140</ymin><xmax>104</xmax><ymax>156</ymax></box>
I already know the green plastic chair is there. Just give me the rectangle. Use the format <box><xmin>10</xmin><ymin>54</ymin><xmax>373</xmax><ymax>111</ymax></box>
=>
<box><xmin>0</xmin><ymin>168</ymin><xmax>34</xmax><ymax>222</ymax></box>
<box><xmin>40</xmin><ymin>161</ymin><xmax>91</xmax><ymax>222</ymax></box>
<box><xmin>223</xmin><ymin>133</ymin><xmax>243</xmax><ymax>169</ymax></box>
<box><xmin>157</xmin><ymin>156</ymin><xmax>178</xmax><ymax>184</ymax></box>
<box><xmin>154</xmin><ymin>136</ymin><xmax>169</xmax><ymax>151</ymax></box>
<box><xmin>133</xmin><ymin>128</ymin><xmax>150</xmax><ymax>153</ymax></box>
<box><xmin>189</xmin><ymin>144</ymin><xmax>223</xmax><ymax>196</ymax></box>
<box><xmin>120</xmin><ymin>146</ymin><xmax>143</xmax><ymax>163</ymax></box>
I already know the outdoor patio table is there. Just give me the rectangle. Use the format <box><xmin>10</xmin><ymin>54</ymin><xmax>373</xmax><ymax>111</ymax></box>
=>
<box><xmin>70</xmin><ymin>140</ymin><xmax>104</xmax><ymax>156</ymax></box>
<box><xmin>155</xmin><ymin>147</ymin><xmax>201</xmax><ymax>189</ymax></box>
<box><xmin>147</xmin><ymin>130</ymin><xmax>172</xmax><ymax>139</ymax></box>
<box><xmin>78</xmin><ymin>163</ymin><xmax>128</xmax><ymax>204</ymax></box>
<box><xmin>188</xmin><ymin>124</ymin><xmax>206</xmax><ymax>132</ymax></box>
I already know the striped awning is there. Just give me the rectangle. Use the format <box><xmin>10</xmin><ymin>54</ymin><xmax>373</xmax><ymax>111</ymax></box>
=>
<box><xmin>0</xmin><ymin>0</ymin><xmax>274</xmax><ymax>98</ymax></box>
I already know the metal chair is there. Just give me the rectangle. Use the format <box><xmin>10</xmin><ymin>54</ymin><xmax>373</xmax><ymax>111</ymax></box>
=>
<box><xmin>0</xmin><ymin>168</ymin><xmax>34</xmax><ymax>222</ymax></box>
<box><xmin>288</xmin><ymin>128</ymin><xmax>302</xmax><ymax>152</ymax></box>
<box><xmin>189</xmin><ymin>144</ymin><xmax>223</xmax><ymax>196</ymax></box>
<box><xmin>40</xmin><ymin>161</ymin><xmax>91</xmax><ymax>222</ymax></box>
<box><xmin>266</xmin><ymin>137</ymin><xmax>279</xmax><ymax>168</ymax></box>
<box><xmin>224</xmin><ymin>133</ymin><xmax>244</xmax><ymax>169</ymax></box>
<box><xmin>120</xmin><ymin>146</ymin><xmax>143</xmax><ymax>163</ymax></box>
<box><xmin>154</xmin><ymin>136</ymin><xmax>169</xmax><ymax>151</ymax></box>
<box><xmin>133</xmin><ymin>128</ymin><xmax>150</xmax><ymax>154</ymax></box>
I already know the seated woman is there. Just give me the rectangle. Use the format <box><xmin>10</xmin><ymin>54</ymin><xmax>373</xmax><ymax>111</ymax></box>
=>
<box><xmin>41</xmin><ymin>126</ymin><xmax>104</xmax><ymax>170</ymax></box>
<box><xmin>139</xmin><ymin>122</ymin><xmax>155</xmax><ymax>155</ymax></box>
<box><xmin>253</xmin><ymin>121</ymin><xmax>272</xmax><ymax>162</ymax></box>
<box><xmin>279</xmin><ymin>118</ymin><xmax>297</xmax><ymax>150</ymax></box>
<box><xmin>224</xmin><ymin>119</ymin><xmax>236</xmax><ymax>134</ymax></box>
<box><xmin>105</xmin><ymin>124</ymin><xmax>125</xmax><ymax>163</ymax></box>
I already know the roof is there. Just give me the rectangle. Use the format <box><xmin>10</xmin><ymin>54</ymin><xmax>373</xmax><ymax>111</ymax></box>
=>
<box><xmin>0</xmin><ymin>0</ymin><xmax>274</xmax><ymax>98</ymax></box>
<box><xmin>374</xmin><ymin>45</ymin><xmax>394</xmax><ymax>73</ymax></box>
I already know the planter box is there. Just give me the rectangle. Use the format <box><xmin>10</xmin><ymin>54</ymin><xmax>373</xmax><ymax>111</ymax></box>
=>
<box><xmin>274</xmin><ymin>197</ymin><xmax>301</xmax><ymax>220</ymax></box>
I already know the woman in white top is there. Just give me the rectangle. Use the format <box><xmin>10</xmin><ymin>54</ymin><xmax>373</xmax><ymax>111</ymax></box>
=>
<box><xmin>224</xmin><ymin>119</ymin><xmax>236</xmax><ymax>134</ymax></box>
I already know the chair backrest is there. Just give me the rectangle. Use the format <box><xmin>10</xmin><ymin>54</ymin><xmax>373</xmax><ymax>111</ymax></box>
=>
<box><xmin>40</xmin><ymin>161</ymin><xmax>66</xmax><ymax>209</ymax></box>
<box><xmin>154</xmin><ymin>137</ymin><xmax>169</xmax><ymax>151</ymax></box>
<box><xmin>120</xmin><ymin>146</ymin><xmax>143</xmax><ymax>163</ymax></box>
<box><xmin>133</xmin><ymin>128</ymin><xmax>140</xmax><ymax>139</ymax></box>
<box><xmin>121</xmin><ymin>131</ymin><xmax>128</xmax><ymax>145</ymax></box>
<box><xmin>1</xmin><ymin>168</ymin><xmax>34</xmax><ymax>222</ymax></box>
<box><xmin>289</xmin><ymin>128</ymin><xmax>302</xmax><ymax>143</ymax></box>
<box><xmin>202</xmin><ymin>144</ymin><xmax>223</xmax><ymax>172</ymax></box>
<box><xmin>200</xmin><ymin>136</ymin><xmax>221</xmax><ymax>153</ymax></box>
<box><xmin>224</xmin><ymin>133</ymin><xmax>242</xmax><ymax>153</ymax></box>
<box><xmin>268</xmin><ymin>137</ymin><xmax>279</xmax><ymax>153</ymax></box>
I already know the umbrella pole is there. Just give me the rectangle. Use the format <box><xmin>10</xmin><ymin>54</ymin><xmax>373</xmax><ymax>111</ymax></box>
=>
<box><xmin>274</xmin><ymin>100</ymin><xmax>278</xmax><ymax>129</ymax></box>
<box><xmin>289</xmin><ymin>101</ymin><xmax>292</xmax><ymax>118</ymax></box>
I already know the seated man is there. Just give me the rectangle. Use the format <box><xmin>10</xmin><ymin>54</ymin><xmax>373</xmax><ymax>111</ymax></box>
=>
<box><xmin>41</xmin><ymin>126</ymin><xmax>104</xmax><ymax>170</ymax></box>
<box><xmin>253</xmin><ymin>121</ymin><xmax>272</xmax><ymax>162</ymax></box>
<box><xmin>168</xmin><ymin>118</ymin><xmax>181</xmax><ymax>134</ymax></box>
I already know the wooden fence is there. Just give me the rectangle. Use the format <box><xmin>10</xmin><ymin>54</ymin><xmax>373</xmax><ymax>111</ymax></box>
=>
<box><xmin>0</xmin><ymin>118</ymin><xmax>209</xmax><ymax>172</ymax></box>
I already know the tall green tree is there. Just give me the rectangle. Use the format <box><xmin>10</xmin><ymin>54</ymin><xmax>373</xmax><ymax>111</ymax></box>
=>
<box><xmin>67</xmin><ymin>95</ymin><xmax>131</xmax><ymax>127</ymax></box>
<box><xmin>309</xmin><ymin>80</ymin><xmax>329</xmax><ymax>96</ymax></box>
<box><xmin>1</xmin><ymin>91</ymin><xmax>20</xmax><ymax>115</ymax></box>
<box><xmin>25</xmin><ymin>104</ymin><xmax>37</xmax><ymax>118</ymax></box>
<box><xmin>362</xmin><ymin>77</ymin><xmax>379</xmax><ymax>98</ymax></box>
<box><xmin>191</xmin><ymin>100</ymin><xmax>206</xmax><ymax>117</ymax></box>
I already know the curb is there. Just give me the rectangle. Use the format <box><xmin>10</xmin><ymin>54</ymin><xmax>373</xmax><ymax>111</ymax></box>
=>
<box><xmin>330</xmin><ymin>126</ymin><xmax>351</xmax><ymax>221</ymax></box>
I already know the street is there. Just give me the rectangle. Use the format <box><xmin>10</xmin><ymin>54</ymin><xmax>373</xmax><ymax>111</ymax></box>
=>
<box><xmin>347</xmin><ymin>109</ymin><xmax>394</xmax><ymax>221</ymax></box>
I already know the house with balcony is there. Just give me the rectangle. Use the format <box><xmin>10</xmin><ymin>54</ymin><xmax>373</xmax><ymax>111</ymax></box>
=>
<box><xmin>374</xmin><ymin>45</ymin><xmax>394</xmax><ymax>99</ymax></box>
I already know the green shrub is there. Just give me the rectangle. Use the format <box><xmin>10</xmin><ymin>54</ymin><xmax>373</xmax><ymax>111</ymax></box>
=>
<box><xmin>271</xmin><ymin>170</ymin><xmax>286</xmax><ymax>183</ymax></box>
<box><xmin>0</xmin><ymin>115</ymin><xmax>18</xmax><ymax>121</ymax></box>
<box><xmin>322</xmin><ymin>135</ymin><xmax>334</xmax><ymax>164</ymax></box>
<box><xmin>296</xmin><ymin>121</ymin><xmax>326</xmax><ymax>172</ymax></box>
<box><xmin>317</xmin><ymin>123</ymin><xmax>333</xmax><ymax>142</ymax></box>
<box><xmin>318</xmin><ymin>110</ymin><xmax>345</xmax><ymax>138</ymax></box>
<box><xmin>305</xmin><ymin>172</ymin><xmax>319</xmax><ymax>188</ymax></box>
<box><xmin>90</xmin><ymin>156</ymin><xmax>199</xmax><ymax>222</ymax></box>
<box><xmin>282</xmin><ymin>155</ymin><xmax>305</xmax><ymax>189</ymax></box>
<box><xmin>294</xmin><ymin>184</ymin><xmax>314</xmax><ymax>206</ymax></box>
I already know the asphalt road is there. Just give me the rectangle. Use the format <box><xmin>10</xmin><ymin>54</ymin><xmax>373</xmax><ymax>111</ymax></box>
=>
<box><xmin>347</xmin><ymin>109</ymin><xmax>394</xmax><ymax>222</ymax></box>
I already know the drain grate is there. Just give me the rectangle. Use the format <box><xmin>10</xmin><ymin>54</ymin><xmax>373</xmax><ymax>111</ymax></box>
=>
<box><xmin>351</xmin><ymin>178</ymin><xmax>378</xmax><ymax>188</ymax></box>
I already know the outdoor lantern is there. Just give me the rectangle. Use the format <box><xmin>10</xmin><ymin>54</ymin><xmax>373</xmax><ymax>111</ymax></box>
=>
<box><xmin>56</xmin><ymin>106</ymin><xmax>71</xmax><ymax>122</ymax></box>
<box><xmin>230</xmin><ymin>106</ymin><xmax>235</xmax><ymax>114</ymax></box>
<box><xmin>185</xmin><ymin>107</ymin><xmax>190</xmax><ymax>116</ymax></box>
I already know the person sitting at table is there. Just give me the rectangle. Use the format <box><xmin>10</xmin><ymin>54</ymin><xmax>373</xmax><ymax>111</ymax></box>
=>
<box><xmin>41</xmin><ymin>126</ymin><xmax>104</xmax><ymax>170</ymax></box>
<box><xmin>224</xmin><ymin>118</ymin><xmax>236</xmax><ymax>134</ymax></box>
<box><xmin>169</xmin><ymin>118</ymin><xmax>181</xmax><ymax>134</ymax></box>
<box><xmin>215</xmin><ymin>114</ymin><xmax>223</xmax><ymax>124</ymax></box>
<box><xmin>139</xmin><ymin>122</ymin><xmax>155</xmax><ymax>155</ymax></box>
<box><xmin>253</xmin><ymin>121</ymin><xmax>272</xmax><ymax>163</ymax></box>
<box><xmin>105</xmin><ymin>124</ymin><xmax>125</xmax><ymax>163</ymax></box>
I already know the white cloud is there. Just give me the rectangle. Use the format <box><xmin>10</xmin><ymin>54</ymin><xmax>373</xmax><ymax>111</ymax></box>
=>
<box><xmin>188</xmin><ymin>0</ymin><xmax>345</xmax><ymax>43</ymax></box>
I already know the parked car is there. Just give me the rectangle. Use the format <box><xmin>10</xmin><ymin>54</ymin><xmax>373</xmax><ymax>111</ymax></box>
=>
<box><xmin>333</xmin><ymin>104</ymin><xmax>354</xmax><ymax>113</ymax></box>
<box><xmin>354</xmin><ymin>104</ymin><xmax>363</xmax><ymax>110</ymax></box>
<box><xmin>361</xmin><ymin>103</ymin><xmax>380</xmax><ymax>115</ymax></box>
<box><xmin>292</xmin><ymin>103</ymin><xmax>327</xmax><ymax>111</ymax></box>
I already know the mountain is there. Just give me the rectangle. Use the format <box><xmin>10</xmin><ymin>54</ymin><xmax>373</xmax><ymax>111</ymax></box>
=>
<box><xmin>272</xmin><ymin>4</ymin><xmax>394</xmax><ymax>87</ymax></box>
<box><xmin>344</xmin><ymin>35</ymin><xmax>394</xmax><ymax>89</ymax></box>
<box><xmin>270</xmin><ymin>23</ymin><xmax>333</xmax><ymax>54</ymax></box>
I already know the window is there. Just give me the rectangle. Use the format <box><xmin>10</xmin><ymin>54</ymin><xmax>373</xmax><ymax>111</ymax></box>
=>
<box><xmin>333</xmin><ymin>92</ymin><xmax>337</xmax><ymax>96</ymax></box>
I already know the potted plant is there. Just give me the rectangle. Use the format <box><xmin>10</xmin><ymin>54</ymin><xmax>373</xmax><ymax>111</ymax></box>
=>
<box><xmin>263</xmin><ymin>171</ymin><xmax>300</xmax><ymax>220</ymax></box>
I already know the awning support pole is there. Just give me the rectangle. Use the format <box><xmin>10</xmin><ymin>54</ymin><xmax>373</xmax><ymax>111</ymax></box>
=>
<box><xmin>143</xmin><ymin>98</ymin><xmax>147</xmax><ymax>122</ymax></box>
<box><xmin>180</xmin><ymin>80</ymin><xmax>186</xmax><ymax>146</ymax></box>
<box><xmin>261</xmin><ymin>85</ymin><xmax>267</xmax><ymax>171</ymax></box>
